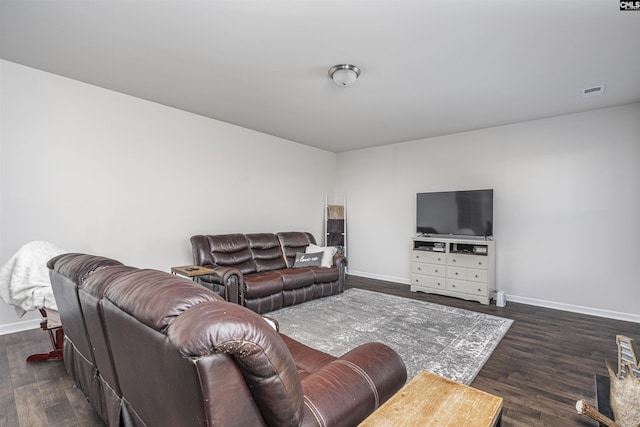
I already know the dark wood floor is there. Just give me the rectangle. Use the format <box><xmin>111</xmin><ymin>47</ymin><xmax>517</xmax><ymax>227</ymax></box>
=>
<box><xmin>347</xmin><ymin>275</ymin><xmax>639</xmax><ymax>426</ymax></box>
<box><xmin>0</xmin><ymin>275</ymin><xmax>637</xmax><ymax>426</ymax></box>
<box><xmin>0</xmin><ymin>328</ymin><xmax>103</xmax><ymax>426</ymax></box>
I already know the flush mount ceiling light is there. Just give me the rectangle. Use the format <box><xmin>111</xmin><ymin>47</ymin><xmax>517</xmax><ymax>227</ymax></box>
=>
<box><xmin>328</xmin><ymin>64</ymin><xmax>361</xmax><ymax>86</ymax></box>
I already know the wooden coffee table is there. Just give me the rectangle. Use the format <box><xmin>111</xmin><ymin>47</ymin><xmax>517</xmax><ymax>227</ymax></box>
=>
<box><xmin>359</xmin><ymin>371</ymin><xmax>503</xmax><ymax>427</ymax></box>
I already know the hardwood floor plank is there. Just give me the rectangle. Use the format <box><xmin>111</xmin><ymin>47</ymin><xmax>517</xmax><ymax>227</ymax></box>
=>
<box><xmin>63</xmin><ymin>385</ymin><xmax>104</xmax><ymax>427</ymax></box>
<box><xmin>44</xmin><ymin>398</ymin><xmax>79</xmax><ymax>426</ymax></box>
<box><xmin>0</xmin><ymin>335</ymin><xmax>19</xmax><ymax>426</ymax></box>
<box><xmin>7</xmin><ymin>332</ymin><xmax>41</xmax><ymax>389</ymax></box>
<box><xmin>14</xmin><ymin>382</ymin><xmax>48</xmax><ymax>427</ymax></box>
<box><xmin>0</xmin><ymin>326</ymin><xmax>103</xmax><ymax>426</ymax></box>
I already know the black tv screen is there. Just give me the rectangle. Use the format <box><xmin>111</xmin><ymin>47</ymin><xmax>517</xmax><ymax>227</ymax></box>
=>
<box><xmin>417</xmin><ymin>189</ymin><xmax>493</xmax><ymax>237</ymax></box>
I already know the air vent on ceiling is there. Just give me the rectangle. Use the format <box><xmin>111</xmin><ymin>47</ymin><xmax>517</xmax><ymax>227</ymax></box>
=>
<box><xmin>582</xmin><ymin>85</ymin><xmax>605</xmax><ymax>98</ymax></box>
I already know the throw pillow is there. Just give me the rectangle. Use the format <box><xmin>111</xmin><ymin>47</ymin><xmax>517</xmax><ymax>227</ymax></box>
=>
<box><xmin>293</xmin><ymin>252</ymin><xmax>323</xmax><ymax>268</ymax></box>
<box><xmin>305</xmin><ymin>244</ymin><xmax>337</xmax><ymax>268</ymax></box>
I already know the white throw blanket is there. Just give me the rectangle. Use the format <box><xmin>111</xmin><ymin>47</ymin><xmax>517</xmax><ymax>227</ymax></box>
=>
<box><xmin>0</xmin><ymin>241</ymin><xmax>65</xmax><ymax>318</ymax></box>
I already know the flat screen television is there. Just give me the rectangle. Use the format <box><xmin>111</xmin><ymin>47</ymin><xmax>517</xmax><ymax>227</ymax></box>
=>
<box><xmin>416</xmin><ymin>189</ymin><xmax>493</xmax><ymax>237</ymax></box>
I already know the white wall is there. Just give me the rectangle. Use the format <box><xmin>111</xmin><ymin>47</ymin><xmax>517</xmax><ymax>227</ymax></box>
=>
<box><xmin>337</xmin><ymin>103</ymin><xmax>640</xmax><ymax>320</ymax></box>
<box><xmin>0</xmin><ymin>60</ymin><xmax>336</xmax><ymax>329</ymax></box>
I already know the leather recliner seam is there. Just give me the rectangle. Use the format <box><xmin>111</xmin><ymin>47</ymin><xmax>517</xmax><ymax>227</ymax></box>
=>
<box><xmin>303</xmin><ymin>395</ymin><xmax>326</xmax><ymax>427</ymax></box>
<box><xmin>334</xmin><ymin>359</ymin><xmax>380</xmax><ymax>409</ymax></box>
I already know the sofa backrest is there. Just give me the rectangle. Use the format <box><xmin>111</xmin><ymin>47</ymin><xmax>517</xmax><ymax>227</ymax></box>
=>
<box><xmin>276</xmin><ymin>232</ymin><xmax>317</xmax><ymax>268</ymax></box>
<box><xmin>47</xmin><ymin>253</ymin><xmax>125</xmax><ymax>423</ymax></box>
<box><xmin>100</xmin><ymin>268</ymin><xmax>303</xmax><ymax>426</ymax></box>
<box><xmin>47</xmin><ymin>253</ymin><xmax>124</xmax><ymax>287</ymax></box>
<box><xmin>79</xmin><ymin>265</ymin><xmax>141</xmax><ymax>409</ymax></box>
<box><xmin>192</xmin><ymin>231</ymin><xmax>319</xmax><ymax>272</ymax></box>
<box><xmin>191</xmin><ymin>233</ymin><xmax>258</xmax><ymax>274</ymax></box>
<box><xmin>246</xmin><ymin>233</ymin><xmax>288</xmax><ymax>272</ymax></box>
<box><xmin>101</xmin><ymin>269</ymin><xmax>223</xmax><ymax>426</ymax></box>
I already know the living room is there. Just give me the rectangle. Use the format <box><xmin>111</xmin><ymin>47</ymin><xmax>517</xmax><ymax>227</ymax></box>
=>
<box><xmin>4</xmin><ymin>56</ymin><xmax>637</xmax><ymax>327</ymax></box>
<box><xmin>1</xmin><ymin>1</ymin><xmax>639</xmax><ymax>426</ymax></box>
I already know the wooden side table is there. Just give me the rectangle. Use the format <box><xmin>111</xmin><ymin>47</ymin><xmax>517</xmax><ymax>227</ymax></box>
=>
<box><xmin>359</xmin><ymin>371</ymin><xmax>503</xmax><ymax>427</ymax></box>
<box><xmin>171</xmin><ymin>265</ymin><xmax>215</xmax><ymax>281</ymax></box>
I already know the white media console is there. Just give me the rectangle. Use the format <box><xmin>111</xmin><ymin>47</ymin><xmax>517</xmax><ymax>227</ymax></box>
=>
<box><xmin>411</xmin><ymin>236</ymin><xmax>495</xmax><ymax>305</ymax></box>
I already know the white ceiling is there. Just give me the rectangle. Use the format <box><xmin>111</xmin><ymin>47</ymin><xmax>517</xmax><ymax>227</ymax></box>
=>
<box><xmin>1</xmin><ymin>0</ymin><xmax>639</xmax><ymax>153</ymax></box>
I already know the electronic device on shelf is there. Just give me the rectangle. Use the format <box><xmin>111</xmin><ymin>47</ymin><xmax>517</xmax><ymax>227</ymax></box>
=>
<box><xmin>416</xmin><ymin>189</ymin><xmax>493</xmax><ymax>238</ymax></box>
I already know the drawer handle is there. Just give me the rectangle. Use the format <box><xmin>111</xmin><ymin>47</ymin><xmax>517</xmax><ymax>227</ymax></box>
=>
<box><xmin>452</xmin><ymin>284</ymin><xmax>456</xmax><ymax>288</ymax></box>
<box><xmin>477</xmin><ymin>288</ymin><xmax>482</xmax><ymax>292</ymax></box>
<box><xmin>478</xmin><ymin>261</ymin><xmax>483</xmax><ymax>266</ymax></box>
<box><xmin>455</xmin><ymin>272</ymin><xmax>458</xmax><ymax>276</ymax></box>
<box><xmin>434</xmin><ymin>269</ymin><xmax>438</xmax><ymax>273</ymax></box>
<box><xmin>452</xmin><ymin>259</ymin><xmax>456</xmax><ymax>263</ymax></box>
<box><xmin>474</xmin><ymin>274</ymin><xmax>479</xmax><ymax>278</ymax></box>
<box><xmin>437</xmin><ymin>258</ymin><xmax>442</xmax><ymax>261</ymax></box>
<box><xmin>418</xmin><ymin>267</ymin><xmax>422</xmax><ymax>271</ymax></box>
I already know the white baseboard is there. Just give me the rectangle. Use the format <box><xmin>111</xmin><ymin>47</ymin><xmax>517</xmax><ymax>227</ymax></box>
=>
<box><xmin>506</xmin><ymin>295</ymin><xmax>640</xmax><ymax>324</ymax></box>
<box><xmin>0</xmin><ymin>318</ymin><xmax>41</xmax><ymax>336</ymax></box>
<box><xmin>348</xmin><ymin>270</ymin><xmax>411</xmax><ymax>285</ymax></box>
<box><xmin>348</xmin><ymin>271</ymin><xmax>640</xmax><ymax>324</ymax></box>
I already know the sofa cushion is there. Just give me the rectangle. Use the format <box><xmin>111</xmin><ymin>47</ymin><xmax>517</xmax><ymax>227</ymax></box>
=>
<box><xmin>280</xmin><ymin>335</ymin><xmax>336</xmax><ymax>379</ymax></box>
<box><xmin>243</xmin><ymin>271</ymin><xmax>284</xmax><ymax>299</ymax></box>
<box><xmin>245</xmin><ymin>294</ymin><xmax>284</xmax><ymax>314</ymax></box>
<box><xmin>206</xmin><ymin>234</ymin><xmax>257</xmax><ymax>275</ymax></box>
<box><xmin>292</xmin><ymin>252</ymin><xmax>322</xmax><ymax>268</ymax></box>
<box><xmin>246</xmin><ymin>233</ymin><xmax>287</xmax><ymax>272</ymax></box>
<box><xmin>277</xmin><ymin>268</ymin><xmax>315</xmax><ymax>290</ymax></box>
<box><xmin>310</xmin><ymin>266</ymin><xmax>340</xmax><ymax>283</ymax></box>
<box><xmin>276</xmin><ymin>232</ymin><xmax>316</xmax><ymax>268</ymax></box>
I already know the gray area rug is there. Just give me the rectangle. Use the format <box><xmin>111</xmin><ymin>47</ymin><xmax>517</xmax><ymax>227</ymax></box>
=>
<box><xmin>270</xmin><ymin>288</ymin><xmax>513</xmax><ymax>384</ymax></box>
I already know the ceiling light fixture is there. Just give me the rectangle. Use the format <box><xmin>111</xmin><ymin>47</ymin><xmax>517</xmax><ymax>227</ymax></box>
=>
<box><xmin>328</xmin><ymin>64</ymin><xmax>361</xmax><ymax>86</ymax></box>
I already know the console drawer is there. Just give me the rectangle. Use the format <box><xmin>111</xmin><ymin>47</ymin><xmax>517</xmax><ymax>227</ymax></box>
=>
<box><xmin>411</xmin><ymin>274</ymin><xmax>445</xmax><ymax>290</ymax></box>
<box><xmin>448</xmin><ymin>254</ymin><xmax>488</xmax><ymax>269</ymax></box>
<box><xmin>412</xmin><ymin>263</ymin><xmax>445</xmax><ymax>277</ymax></box>
<box><xmin>428</xmin><ymin>264</ymin><xmax>445</xmax><ymax>276</ymax></box>
<box><xmin>447</xmin><ymin>266</ymin><xmax>467</xmax><ymax>280</ymax></box>
<box><xmin>413</xmin><ymin>251</ymin><xmax>446</xmax><ymax>264</ymax></box>
<box><xmin>467</xmin><ymin>268</ymin><xmax>488</xmax><ymax>283</ymax></box>
<box><xmin>447</xmin><ymin>279</ymin><xmax>488</xmax><ymax>296</ymax></box>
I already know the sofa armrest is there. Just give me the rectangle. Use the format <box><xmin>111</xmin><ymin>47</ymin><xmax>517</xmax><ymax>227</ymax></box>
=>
<box><xmin>333</xmin><ymin>254</ymin><xmax>347</xmax><ymax>268</ymax></box>
<box><xmin>199</xmin><ymin>266</ymin><xmax>244</xmax><ymax>305</ymax></box>
<box><xmin>300</xmin><ymin>342</ymin><xmax>406</xmax><ymax>427</ymax></box>
<box><xmin>333</xmin><ymin>254</ymin><xmax>347</xmax><ymax>292</ymax></box>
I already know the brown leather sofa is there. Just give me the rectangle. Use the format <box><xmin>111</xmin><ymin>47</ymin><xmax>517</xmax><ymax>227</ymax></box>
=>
<box><xmin>48</xmin><ymin>253</ymin><xmax>406</xmax><ymax>427</ymax></box>
<box><xmin>190</xmin><ymin>232</ymin><xmax>346</xmax><ymax>314</ymax></box>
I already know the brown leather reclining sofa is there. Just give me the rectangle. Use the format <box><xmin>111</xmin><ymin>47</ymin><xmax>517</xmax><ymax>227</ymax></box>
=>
<box><xmin>48</xmin><ymin>253</ymin><xmax>406</xmax><ymax>427</ymax></box>
<box><xmin>190</xmin><ymin>232</ymin><xmax>346</xmax><ymax>313</ymax></box>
